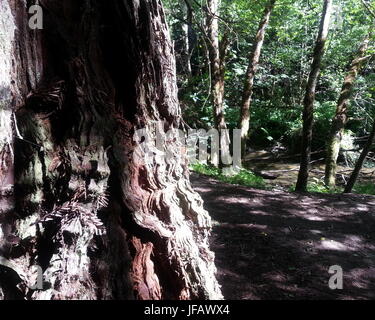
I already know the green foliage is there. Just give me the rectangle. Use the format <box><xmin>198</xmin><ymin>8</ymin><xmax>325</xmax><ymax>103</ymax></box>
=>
<box><xmin>165</xmin><ymin>0</ymin><xmax>374</xmax><ymax>144</ymax></box>
<box><xmin>289</xmin><ymin>178</ymin><xmax>343</xmax><ymax>194</ymax></box>
<box><xmin>190</xmin><ymin>163</ymin><xmax>267</xmax><ymax>189</ymax></box>
<box><xmin>165</xmin><ymin>0</ymin><xmax>375</xmax><ymax>196</ymax></box>
<box><xmin>190</xmin><ymin>163</ymin><xmax>222</xmax><ymax>176</ymax></box>
<box><xmin>290</xmin><ymin>179</ymin><xmax>375</xmax><ymax>196</ymax></box>
<box><xmin>307</xmin><ymin>182</ymin><xmax>343</xmax><ymax>194</ymax></box>
<box><xmin>353</xmin><ymin>183</ymin><xmax>375</xmax><ymax>195</ymax></box>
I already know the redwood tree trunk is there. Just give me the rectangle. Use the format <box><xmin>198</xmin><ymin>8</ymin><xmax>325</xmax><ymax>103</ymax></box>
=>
<box><xmin>324</xmin><ymin>36</ymin><xmax>370</xmax><ymax>188</ymax></box>
<box><xmin>239</xmin><ymin>0</ymin><xmax>276</xmax><ymax>154</ymax></box>
<box><xmin>295</xmin><ymin>0</ymin><xmax>332</xmax><ymax>192</ymax></box>
<box><xmin>0</xmin><ymin>0</ymin><xmax>222</xmax><ymax>300</ymax></box>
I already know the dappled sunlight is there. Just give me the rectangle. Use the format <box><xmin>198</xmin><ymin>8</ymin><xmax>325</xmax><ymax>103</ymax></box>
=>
<box><xmin>319</xmin><ymin>239</ymin><xmax>349</xmax><ymax>251</ymax></box>
<box><xmin>192</xmin><ymin>173</ymin><xmax>375</xmax><ymax>299</ymax></box>
<box><xmin>354</xmin><ymin>204</ymin><xmax>371</xmax><ymax>212</ymax></box>
<box><xmin>305</xmin><ymin>215</ymin><xmax>325</xmax><ymax>221</ymax></box>
<box><xmin>192</xmin><ymin>187</ymin><xmax>213</xmax><ymax>193</ymax></box>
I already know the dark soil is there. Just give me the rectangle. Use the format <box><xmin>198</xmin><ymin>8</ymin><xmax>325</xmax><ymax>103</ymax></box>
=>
<box><xmin>191</xmin><ymin>173</ymin><xmax>375</xmax><ymax>300</ymax></box>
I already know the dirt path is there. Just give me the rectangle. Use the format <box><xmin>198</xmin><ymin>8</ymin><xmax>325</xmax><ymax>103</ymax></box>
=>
<box><xmin>191</xmin><ymin>173</ymin><xmax>375</xmax><ymax>300</ymax></box>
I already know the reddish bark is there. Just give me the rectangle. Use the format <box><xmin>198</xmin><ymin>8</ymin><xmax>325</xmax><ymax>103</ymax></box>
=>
<box><xmin>0</xmin><ymin>0</ymin><xmax>222</xmax><ymax>300</ymax></box>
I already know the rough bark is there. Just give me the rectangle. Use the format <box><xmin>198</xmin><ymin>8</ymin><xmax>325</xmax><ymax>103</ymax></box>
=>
<box><xmin>344</xmin><ymin>118</ymin><xmax>375</xmax><ymax>193</ymax></box>
<box><xmin>324</xmin><ymin>36</ymin><xmax>370</xmax><ymax>187</ymax></box>
<box><xmin>295</xmin><ymin>0</ymin><xmax>332</xmax><ymax>192</ymax></box>
<box><xmin>0</xmin><ymin>0</ymin><xmax>222</xmax><ymax>300</ymax></box>
<box><xmin>239</xmin><ymin>0</ymin><xmax>276</xmax><ymax>154</ymax></box>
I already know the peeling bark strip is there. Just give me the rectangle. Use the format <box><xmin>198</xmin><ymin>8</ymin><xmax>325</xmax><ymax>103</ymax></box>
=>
<box><xmin>130</xmin><ymin>237</ymin><xmax>162</xmax><ymax>300</ymax></box>
<box><xmin>324</xmin><ymin>36</ymin><xmax>371</xmax><ymax>187</ymax></box>
<box><xmin>0</xmin><ymin>0</ymin><xmax>222</xmax><ymax>300</ymax></box>
<box><xmin>296</xmin><ymin>0</ymin><xmax>333</xmax><ymax>192</ymax></box>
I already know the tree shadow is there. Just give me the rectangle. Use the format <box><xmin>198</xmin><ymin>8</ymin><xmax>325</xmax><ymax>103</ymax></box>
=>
<box><xmin>191</xmin><ymin>173</ymin><xmax>375</xmax><ymax>300</ymax></box>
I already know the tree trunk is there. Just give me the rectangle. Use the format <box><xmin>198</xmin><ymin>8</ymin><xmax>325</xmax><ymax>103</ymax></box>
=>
<box><xmin>206</xmin><ymin>0</ymin><xmax>225</xmax><ymax>130</ymax></box>
<box><xmin>0</xmin><ymin>0</ymin><xmax>222</xmax><ymax>300</ymax></box>
<box><xmin>295</xmin><ymin>0</ymin><xmax>333</xmax><ymax>192</ymax></box>
<box><xmin>239</xmin><ymin>0</ymin><xmax>276</xmax><ymax>154</ymax></box>
<box><xmin>205</xmin><ymin>0</ymin><xmax>231</xmax><ymax>167</ymax></box>
<box><xmin>344</xmin><ymin>118</ymin><xmax>375</xmax><ymax>193</ymax></box>
<box><xmin>324</xmin><ymin>36</ymin><xmax>370</xmax><ymax>188</ymax></box>
<box><xmin>181</xmin><ymin>0</ymin><xmax>193</xmax><ymax>77</ymax></box>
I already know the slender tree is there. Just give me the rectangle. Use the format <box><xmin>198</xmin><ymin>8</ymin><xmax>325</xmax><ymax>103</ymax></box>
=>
<box><xmin>239</xmin><ymin>0</ymin><xmax>277</xmax><ymax>154</ymax></box>
<box><xmin>295</xmin><ymin>0</ymin><xmax>333</xmax><ymax>192</ymax></box>
<box><xmin>0</xmin><ymin>0</ymin><xmax>222</xmax><ymax>300</ymax></box>
<box><xmin>205</xmin><ymin>0</ymin><xmax>231</xmax><ymax>166</ymax></box>
<box><xmin>324</xmin><ymin>36</ymin><xmax>371</xmax><ymax>187</ymax></box>
<box><xmin>178</xmin><ymin>0</ymin><xmax>194</xmax><ymax>77</ymax></box>
<box><xmin>206</xmin><ymin>0</ymin><xmax>225</xmax><ymax>131</ymax></box>
<box><xmin>344</xmin><ymin>117</ymin><xmax>375</xmax><ymax>193</ymax></box>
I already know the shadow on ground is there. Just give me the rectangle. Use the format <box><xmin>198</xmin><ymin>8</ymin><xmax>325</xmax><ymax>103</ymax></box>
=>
<box><xmin>191</xmin><ymin>173</ymin><xmax>375</xmax><ymax>300</ymax></box>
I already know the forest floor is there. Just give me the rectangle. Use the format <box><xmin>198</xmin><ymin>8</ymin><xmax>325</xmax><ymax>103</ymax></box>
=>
<box><xmin>191</xmin><ymin>173</ymin><xmax>375</xmax><ymax>300</ymax></box>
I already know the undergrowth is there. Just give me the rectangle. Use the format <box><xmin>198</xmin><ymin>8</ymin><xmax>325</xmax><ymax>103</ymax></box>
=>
<box><xmin>190</xmin><ymin>163</ymin><xmax>267</xmax><ymax>189</ymax></box>
<box><xmin>191</xmin><ymin>164</ymin><xmax>375</xmax><ymax>196</ymax></box>
<box><xmin>352</xmin><ymin>183</ymin><xmax>375</xmax><ymax>196</ymax></box>
<box><xmin>289</xmin><ymin>178</ymin><xmax>375</xmax><ymax>196</ymax></box>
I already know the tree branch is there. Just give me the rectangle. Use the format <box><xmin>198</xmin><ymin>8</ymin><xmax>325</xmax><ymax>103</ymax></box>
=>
<box><xmin>361</xmin><ymin>0</ymin><xmax>375</xmax><ymax>20</ymax></box>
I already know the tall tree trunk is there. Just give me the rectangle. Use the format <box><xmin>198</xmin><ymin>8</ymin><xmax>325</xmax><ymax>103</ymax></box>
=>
<box><xmin>0</xmin><ymin>0</ymin><xmax>222</xmax><ymax>300</ymax></box>
<box><xmin>181</xmin><ymin>0</ymin><xmax>193</xmax><ymax>77</ymax></box>
<box><xmin>344</xmin><ymin>118</ymin><xmax>375</xmax><ymax>193</ymax></box>
<box><xmin>295</xmin><ymin>0</ymin><xmax>333</xmax><ymax>192</ymax></box>
<box><xmin>324</xmin><ymin>36</ymin><xmax>370</xmax><ymax>188</ymax></box>
<box><xmin>205</xmin><ymin>0</ymin><xmax>230</xmax><ymax>167</ymax></box>
<box><xmin>239</xmin><ymin>0</ymin><xmax>276</xmax><ymax>154</ymax></box>
<box><xmin>206</xmin><ymin>0</ymin><xmax>225</xmax><ymax>130</ymax></box>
